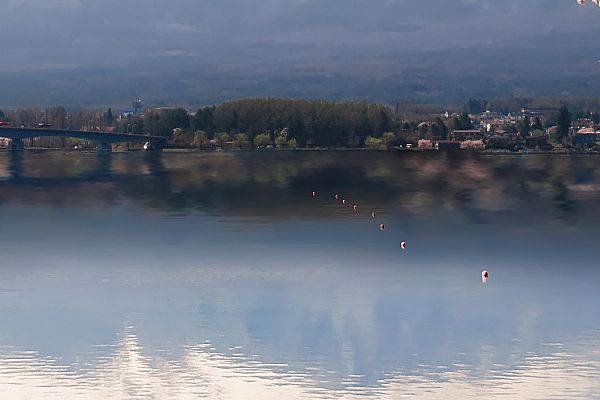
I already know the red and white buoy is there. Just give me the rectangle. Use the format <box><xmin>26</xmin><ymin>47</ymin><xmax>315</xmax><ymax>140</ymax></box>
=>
<box><xmin>371</xmin><ymin>212</ymin><xmax>376</xmax><ymax>219</ymax></box>
<box><xmin>353</xmin><ymin>205</ymin><xmax>358</xmax><ymax>212</ymax></box>
<box><xmin>400</xmin><ymin>241</ymin><xmax>407</xmax><ymax>250</ymax></box>
<box><xmin>335</xmin><ymin>194</ymin><xmax>340</xmax><ymax>200</ymax></box>
<box><xmin>312</xmin><ymin>191</ymin><xmax>316</xmax><ymax>197</ymax></box>
<box><xmin>342</xmin><ymin>199</ymin><xmax>347</xmax><ymax>205</ymax></box>
<box><xmin>482</xmin><ymin>270</ymin><xmax>489</xmax><ymax>284</ymax></box>
<box><xmin>379</xmin><ymin>223</ymin><xmax>385</xmax><ymax>231</ymax></box>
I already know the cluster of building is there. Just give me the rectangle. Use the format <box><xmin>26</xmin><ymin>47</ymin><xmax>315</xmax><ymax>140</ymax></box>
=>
<box><xmin>408</xmin><ymin>107</ymin><xmax>600</xmax><ymax>152</ymax></box>
<box><xmin>573</xmin><ymin>127</ymin><xmax>600</xmax><ymax>147</ymax></box>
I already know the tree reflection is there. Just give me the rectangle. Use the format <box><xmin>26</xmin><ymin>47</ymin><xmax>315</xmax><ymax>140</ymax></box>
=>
<box><xmin>0</xmin><ymin>152</ymin><xmax>596</xmax><ymax>222</ymax></box>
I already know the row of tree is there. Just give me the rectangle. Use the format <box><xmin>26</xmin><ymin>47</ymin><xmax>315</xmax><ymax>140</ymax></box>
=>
<box><xmin>117</xmin><ymin>99</ymin><xmax>398</xmax><ymax>148</ymax></box>
<box><xmin>2</xmin><ymin>106</ymin><xmax>114</xmax><ymax>131</ymax></box>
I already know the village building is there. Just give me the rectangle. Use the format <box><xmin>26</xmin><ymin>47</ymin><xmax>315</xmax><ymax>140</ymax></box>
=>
<box><xmin>450</xmin><ymin>129</ymin><xmax>483</xmax><ymax>141</ymax></box>
<box><xmin>573</xmin><ymin>127</ymin><xmax>600</xmax><ymax>147</ymax></box>
<box><xmin>521</xmin><ymin>108</ymin><xmax>559</xmax><ymax>118</ymax></box>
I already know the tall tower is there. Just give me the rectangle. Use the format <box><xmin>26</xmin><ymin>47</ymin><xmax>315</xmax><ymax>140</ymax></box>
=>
<box><xmin>132</xmin><ymin>99</ymin><xmax>144</xmax><ymax>115</ymax></box>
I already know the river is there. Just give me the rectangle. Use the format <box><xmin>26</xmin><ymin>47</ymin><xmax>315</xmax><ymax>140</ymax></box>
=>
<box><xmin>0</xmin><ymin>151</ymin><xmax>599</xmax><ymax>399</ymax></box>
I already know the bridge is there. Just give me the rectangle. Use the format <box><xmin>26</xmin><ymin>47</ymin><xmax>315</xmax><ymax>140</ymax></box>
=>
<box><xmin>0</xmin><ymin>127</ymin><xmax>166</xmax><ymax>151</ymax></box>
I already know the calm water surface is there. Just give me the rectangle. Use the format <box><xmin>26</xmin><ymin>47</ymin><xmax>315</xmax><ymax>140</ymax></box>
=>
<box><xmin>0</xmin><ymin>151</ymin><xmax>599</xmax><ymax>399</ymax></box>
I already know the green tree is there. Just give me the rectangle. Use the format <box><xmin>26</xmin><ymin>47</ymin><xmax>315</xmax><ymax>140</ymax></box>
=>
<box><xmin>533</xmin><ymin>117</ymin><xmax>543</xmax><ymax>131</ymax></box>
<box><xmin>191</xmin><ymin>130</ymin><xmax>208</xmax><ymax>148</ymax></box>
<box><xmin>382</xmin><ymin>132</ymin><xmax>396</xmax><ymax>148</ymax></box>
<box><xmin>409</xmin><ymin>121</ymin><xmax>418</xmax><ymax>133</ymax></box>
<box><xmin>191</xmin><ymin>106</ymin><xmax>215</xmax><ymax>136</ymax></box>
<box><xmin>199</xmin><ymin>98</ymin><xmax>397</xmax><ymax>148</ymax></box>
<box><xmin>234</xmin><ymin>133</ymin><xmax>248</xmax><ymax>149</ymax></box>
<box><xmin>519</xmin><ymin>116</ymin><xmax>531</xmax><ymax>138</ymax></box>
<box><xmin>254</xmin><ymin>133</ymin><xmax>272</xmax><ymax>148</ymax></box>
<box><xmin>432</xmin><ymin>117</ymin><xmax>448</xmax><ymax>140</ymax></box>
<box><xmin>146</xmin><ymin>108</ymin><xmax>190</xmax><ymax>137</ymax></box>
<box><xmin>105</xmin><ymin>107</ymin><xmax>114</xmax><ymax>126</ymax></box>
<box><xmin>144</xmin><ymin>115</ymin><xmax>163</xmax><ymax>136</ymax></box>
<box><xmin>459</xmin><ymin>113</ymin><xmax>473</xmax><ymax>130</ymax></box>
<box><xmin>275</xmin><ymin>135</ymin><xmax>287</xmax><ymax>147</ymax></box>
<box><xmin>467</xmin><ymin>98</ymin><xmax>485</xmax><ymax>115</ymax></box>
<box><xmin>504</xmin><ymin>123</ymin><xmax>518</xmax><ymax>134</ymax></box>
<box><xmin>451</xmin><ymin>117</ymin><xmax>462</xmax><ymax>131</ymax></box>
<box><xmin>162</xmin><ymin>108</ymin><xmax>190</xmax><ymax>130</ymax></box>
<box><xmin>215</xmin><ymin>132</ymin><xmax>230</xmax><ymax>148</ymax></box>
<box><xmin>287</xmin><ymin>138</ymin><xmax>298</xmax><ymax>149</ymax></box>
<box><xmin>170</xmin><ymin>129</ymin><xmax>195</xmax><ymax>148</ymax></box>
<box><xmin>554</xmin><ymin>106</ymin><xmax>572</xmax><ymax>143</ymax></box>
<box><xmin>0</xmin><ymin>109</ymin><xmax>5</xmax><ymax>120</ymax></box>
<box><xmin>365</xmin><ymin>136</ymin><xmax>383</xmax><ymax>149</ymax></box>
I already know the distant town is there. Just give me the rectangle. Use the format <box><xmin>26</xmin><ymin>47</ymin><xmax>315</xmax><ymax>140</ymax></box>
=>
<box><xmin>0</xmin><ymin>98</ymin><xmax>599</xmax><ymax>153</ymax></box>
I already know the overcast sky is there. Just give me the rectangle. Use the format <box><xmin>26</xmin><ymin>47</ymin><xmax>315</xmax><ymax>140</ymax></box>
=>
<box><xmin>1</xmin><ymin>0</ymin><xmax>599</xmax><ymax>71</ymax></box>
<box><xmin>2</xmin><ymin>0</ymin><xmax>600</xmax><ymax>108</ymax></box>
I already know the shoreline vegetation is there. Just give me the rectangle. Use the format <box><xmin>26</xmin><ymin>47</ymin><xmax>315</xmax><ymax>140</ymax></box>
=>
<box><xmin>1</xmin><ymin>97</ymin><xmax>600</xmax><ymax>153</ymax></box>
<box><xmin>5</xmin><ymin>148</ymin><xmax>599</xmax><ymax>156</ymax></box>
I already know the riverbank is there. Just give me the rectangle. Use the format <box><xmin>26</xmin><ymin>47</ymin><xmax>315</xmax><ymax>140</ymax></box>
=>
<box><xmin>2</xmin><ymin>146</ymin><xmax>600</xmax><ymax>155</ymax></box>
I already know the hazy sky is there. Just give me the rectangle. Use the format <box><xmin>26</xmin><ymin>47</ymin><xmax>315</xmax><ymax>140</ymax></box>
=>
<box><xmin>1</xmin><ymin>0</ymin><xmax>598</xmax><ymax>71</ymax></box>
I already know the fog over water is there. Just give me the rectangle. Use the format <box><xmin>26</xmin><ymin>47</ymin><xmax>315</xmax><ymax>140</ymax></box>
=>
<box><xmin>0</xmin><ymin>152</ymin><xmax>599</xmax><ymax>398</ymax></box>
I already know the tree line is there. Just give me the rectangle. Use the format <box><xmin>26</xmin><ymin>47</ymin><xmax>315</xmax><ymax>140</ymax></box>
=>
<box><xmin>117</xmin><ymin>99</ymin><xmax>398</xmax><ymax>148</ymax></box>
<box><xmin>0</xmin><ymin>99</ymin><xmax>585</xmax><ymax>150</ymax></box>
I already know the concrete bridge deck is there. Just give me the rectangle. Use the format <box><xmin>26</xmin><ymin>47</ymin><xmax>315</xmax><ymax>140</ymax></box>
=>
<box><xmin>0</xmin><ymin>127</ymin><xmax>165</xmax><ymax>144</ymax></box>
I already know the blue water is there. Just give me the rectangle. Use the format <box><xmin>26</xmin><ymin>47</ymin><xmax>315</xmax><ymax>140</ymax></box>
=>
<box><xmin>0</xmin><ymin>152</ymin><xmax>599</xmax><ymax>399</ymax></box>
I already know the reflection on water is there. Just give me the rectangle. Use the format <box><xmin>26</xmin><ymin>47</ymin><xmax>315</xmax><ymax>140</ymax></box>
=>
<box><xmin>1</xmin><ymin>152</ymin><xmax>600</xmax><ymax>399</ymax></box>
<box><xmin>0</xmin><ymin>151</ymin><xmax>598</xmax><ymax>220</ymax></box>
<box><xmin>2</xmin><ymin>332</ymin><xmax>600</xmax><ymax>399</ymax></box>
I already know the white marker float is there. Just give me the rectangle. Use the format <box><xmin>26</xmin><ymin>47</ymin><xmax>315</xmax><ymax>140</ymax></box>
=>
<box><xmin>482</xmin><ymin>270</ymin><xmax>489</xmax><ymax>284</ymax></box>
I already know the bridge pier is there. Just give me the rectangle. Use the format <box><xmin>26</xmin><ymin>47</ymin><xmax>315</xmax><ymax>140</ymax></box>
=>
<box><xmin>143</xmin><ymin>141</ymin><xmax>163</xmax><ymax>151</ymax></box>
<box><xmin>8</xmin><ymin>138</ymin><xmax>24</xmax><ymax>151</ymax></box>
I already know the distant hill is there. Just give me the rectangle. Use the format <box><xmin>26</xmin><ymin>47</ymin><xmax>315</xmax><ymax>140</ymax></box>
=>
<box><xmin>1</xmin><ymin>0</ymin><xmax>599</xmax><ymax>108</ymax></box>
